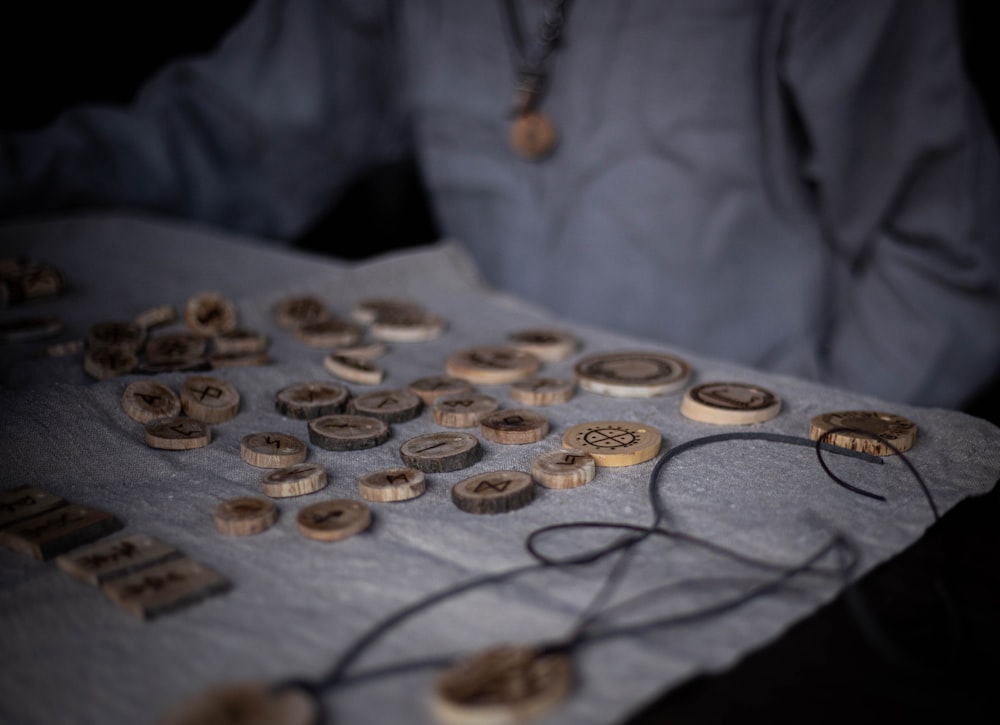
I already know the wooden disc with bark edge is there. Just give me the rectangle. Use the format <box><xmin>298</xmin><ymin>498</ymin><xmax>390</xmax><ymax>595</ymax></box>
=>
<box><xmin>445</xmin><ymin>345</ymin><xmax>541</xmax><ymax>385</ymax></box>
<box><xmin>452</xmin><ymin>470</ymin><xmax>535</xmax><ymax>515</ymax></box>
<box><xmin>275</xmin><ymin>382</ymin><xmax>350</xmax><ymax>419</ymax></box>
<box><xmin>433</xmin><ymin>644</ymin><xmax>573</xmax><ymax>725</ymax></box>
<box><xmin>561</xmin><ymin>421</ymin><xmax>662</xmax><ymax>467</ymax></box>
<box><xmin>84</xmin><ymin>347</ymin><xmax>137</xmax><ymax>380</ymax></box>
<box><xmin>213</xmin><ymin>497</ymin><xmax>277</xmax><ymax>536</ymax></box>
<box><xmin>531</xmin><ymin>450</ymin><xmax>597</xmax><ymax>489</ymax></box>
<box><xmin>510</xmin><ymin>110</ymin><xmax>559</xmax><ymax>160</ymax></box>
<box><xmin>479</xmin><ymin>409</ymin><xmax>549</xmax><ymax>444</ymax></box>
<box><xmin>144</xmin><ymin>332</ymin><xmax>207</xmax><ymax>365</ymax></box>
<box><xmin>296</xmin><ymin>319</ymin><xmax>362</xmax><ymax>348</ymax></box>
<box><xmin>88</xmin><ymin>320</ymin><xmax>145</xmax><ymax>352</ymax></box>
<box><xmin>324</xmin><ymin>353</ymin><xmax>385</xmax><ymax>385</ymax></box>
<box><xmin>433</xmin><ymin>393</ymin><xmax>500</xmax><ymax>428</ymax></box>
<box><xmin>680</xmin><ymin>382</ymin><xmax>781</xmax><ymax>425</ymax></box>
<box><xmin>122</xmin><ymin>380</ymin><xmax>181</xmax><ymax>424</ymax></box>
<box><xmin>273</xmin><ymin>295</ymin><xmax>330</xmax><ymax>329</ymax></box>
<box><xmin>809</xmin><ymin>410</ymin><xmax>917</xmax><ymax>456</ymax></box>
<box><xmin>358</xmin><ymin>467</ymin><xmax>426</xmax><ymax>502</ymax></box>
<box><xmin>184</xmin><ymin>291</ymin><xmax>238</xmax><ymax>337</ymax></box>
<box><xmin>399</xmin><ymin>432</ymin><xmax>483</xmax><ymax>473</ymax></box>
<box><xmin>574</xmin><ymin>351</ymin><xmax>690</xmax><ymax>397</ymax></box>
<box><xmin>262</xmin><ymin>463</ymin><xmax>328</xmax><ymax>498</ymax></box>
<box><xmin>308</xmin><ymin>414</ymin><xmax>390</xmax><ymax>451</ymax></box>
<box><xmin>349</xmin><ymin>389</ymin><xmax>423</xmax><ymax>423</ymax></box>
<box><xmin>240</xmin><ymin>432</ymin><xmax>308</xmax><ymax>468</ymax></box>
<box><xmin>408</xmin><ymin>375</ymin><xmax>474</xmax><ymax>404</ymax></box>
<box><xmin>180</xmin><ymin>375</ymin><xmax>240</xmax><ymax>423</ymax></box>
<box><xmin>507</xmin><ymin>328</ymin><xmax>578</xmax><ymax>362</ymax></box>
<box><xmin>510</xmin><ymin>377</ymin><xmax>575</xmax><ymax>406</ymax></box>
<box><xmin>297</xmin><ymin>499</ymin><xmax>371</xmax><ymax>542</ymax></box>
<box><xmin>157</xmin><ymin>681</ymin><xmax>318</xmax><ymax>725</ymax></box>
<box><xmin>145</xmin><ymin>417</ymin><xmax>211</xmax><ymax>451</ymax></box>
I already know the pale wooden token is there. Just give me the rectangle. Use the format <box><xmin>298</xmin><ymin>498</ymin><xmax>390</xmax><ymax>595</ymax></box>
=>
<box><xmin>433</xmin><ymin>644</ymin><xmax>573</xmax><ymax>725</ymax></box>
<box><xmin>370</xmin><ymin>309</ymin><xmax>446</xmax><ymax>342</ymax></box>
<box><xmin>433</xmin><ymin>393</ymin><xmax>500</xmax><ymax>428</ymax></box>
<box><xmin>507</xmin><ymin>328</ymin><xmax>578</xmax><ymax>362</ymax></box>
<box><xmin>308</xmin><ymin>414</ymin><xmax>390</xmax><ymax>451</ymax></box>
<box><xmin>348</xmin><ymin>389</ymin><xmax>423</xmax><ymax>423</ymax></box>
<box><xmin>408</xmin><ymin>375</ymin><xmax>474</xmax><ymax>404</ymax></box>
<box><xmin>680</xmin><ymin>382</ymin><xmax>781</xmax><ymax>425</ymax></box>
<box><xmin>574</xmin><ymin>351</ymin><xmax>691</xmax><ymax>397</ymax></box>
<box><xmin>296</xmin><ymin>319</ymin><xmax>363</xmax><ymax>348</ymax></box>
<box><xmin>0</xmin><ymin>504</ymin><xmax>122</xmax><ymax>560</ymax></box>
<box><xmin>145</xmin><ymin>417</ymin><xmax>212</xmax><ymax>451</ymax></box>
<box><xmin>324</xmin><ymin>353</ymin><xmax>385</xmax><ymax>385</ymax></box>
<box><xmin>446</xmin><ymin>345</ymin><xmax>541</xmax><ymax>385</ymax></box>
<box><xmin>273</xmin><ymin>295</ymin><xmax>330</xmax><ymax>329</ymax></box>
<box><xmin>180</xmin><ymin>375</ymin><xmax>240</xmax><ymax>423</ymax></box>
<box><xmin>158</xmin><ymin>681</ymin><xmax>318</xmax><ymax>725</ymax></box>
<box><xmin>210</xmin><ymin>350</ymin><xmax>270</xmax><ymax>369</ymax></box>
<box><xmin>297</xmin><ymin>499</ymin><xmax>371</xmax><ymax>542</ymax></box>
<box><xmin>184</xmin><ymin>292</ymin><xmax>238</xmax><ymax>337</ymax></box>
<box><xmin>133</xmin><ymin>304</ymin><xmax>177</xmax><ymax>330</ymax></box>
<box><xmin>509</xmin><ymin>377</ymin><xmax>575</xmax><ymax>406</ymax></box>
<box><xmin>122</xmin><ymin>380</ymin><xmax>182</xmax><ymax>424</ymax></box>
<box><xmin>240</xmin><ymin>432</ymin><xmax>308</xmax><ymax>468</ymax></box>
<box><xmin>333</xmin><ymin>341</ymin><xmax>388</xmax><ymax>359</ymax></box>
<box><xmin>351</xmin><ymin>297</ymin><xmax>421</xmax><ymax>325</ymax></box>
<box><xmin>399</xmin><ymin>432</ymin><xmax>483</xmax><ymax>473</ymax></box>
<box><xmin>479</xmin><ymin>409</ymin><xmax>549</xmax><ymax>445</ymax></box>
<box><xmin>144</xmin><ymin>332</ymin><xmax>207</xmax><ymax>365</ymax></box>
<box><xmin>213</xmin><ymin>329</ymin><xmax>268</xmax><ymax>356</ymax></box>
<box><xmin>102</xmin><ymin>557</ymin><xmax>230</xmax><ymax>620</ymax></box>
<box><xmin>275</xmin><ymin>382</ymin><xmax>350</xmax><ymax>419</ymax></box>
<box><xmin>83</xmin><ymin>346</ymin><xmax>138</xmax><ymax>380</ymax></box>
<box><xmin>262</xmin><ymin>463</ymin><xmax>328</xmax><ymax>498</ymax></box>
<box><xmin>214</xmin><ymin>497</ymin><xmax>278</xmax><ymax>536</ymax></box>
<box><xmin>561</xmin><ymin>421</ymin><xmax>662</xmax><ymax>467</ymax></box>
<box><xmin>451</xmin><ymin>471</ymin><xmax>535</xmax><ymax>515</ymax></box>
<box><xmin>809</xmin><ymin>410</ymin><xmax>917</xmax><ymax>456</ymax></box>
<box><xmin>358</xmin><ymin>467</ymin><xmax>426</xmax><ymax>503</ymax></box>
<box><xmin>56</xmin><ymin>534</ymin><xmax>181</xmax><ymax>586</ymax></box>
<box><xmin>510</xmin><ymin>110</ymin><xmax>559</xmax><ymax>161</ymax></box>
<box><xmin>88</xmin><ymin>320</ymin><xmax>145</xmax><ymax>351</ymax></box>
<box><xmin>0</xmin><ymin>486</ymin><xmax>66</xmax><ymax>529</ymax></box>
<box><xmin>0</xmin><ymin>316</ymin><xmax>64</xmax><ymax>343</ymax></box>
<box><xmin>531</xmin><ymin>450</ymin><xmax>597</xmax><ymax>489</ymax></box>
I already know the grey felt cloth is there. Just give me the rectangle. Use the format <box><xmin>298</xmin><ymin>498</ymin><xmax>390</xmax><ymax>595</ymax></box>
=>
<box><xmin>1</xmin><ymin>214</ymin><xmax>998</xmax><ymax>725</ymax></box>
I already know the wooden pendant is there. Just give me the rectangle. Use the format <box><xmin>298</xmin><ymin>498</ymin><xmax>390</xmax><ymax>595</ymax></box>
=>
<box><xmin>510</xmin><ymin>110</ymin><xmax>558</xmax><ymax>160</ymax></box>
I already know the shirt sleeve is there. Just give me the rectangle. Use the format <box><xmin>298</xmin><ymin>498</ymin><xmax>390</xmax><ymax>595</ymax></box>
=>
<box><xmin>780</xmin><ymin>0</ymin><xmax>1000</xmax><ymax>407</ymax></box>
<box><xmin>0</xmin><ymin>0</ymin><xmax>410</xmax><ymax>240</ymax></box>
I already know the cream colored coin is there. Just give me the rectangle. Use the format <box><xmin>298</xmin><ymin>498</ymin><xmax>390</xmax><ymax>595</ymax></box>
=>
<box><xmin>507</xmin><ymin>328</ymin><xmax>578</xmax><ymax>362</ymax></box>
<box><xmin>680</xmin><ymin>382</ymin><xmax>781</xmax><ymax>425</ymax></box>
<box><xmin>308</xmin><ymin>414</ymin><xmax>390</xmax><ymax>451</ymax></box>
<box><xmin>399</xmin><ymin>432</ymin><xmax>483</xmax><ymax>473</ymax></box>
<box><xmin>479</xmin><ymin>409</ymin><xmax>549</xmax><ymax>445</ymax></box>
<box><xmin>446</xmin><ymin>345</ymin><xmax>540</xmax><ymax>384</ymax></box>
<box><xmin>273</xmin><ymin>295</ymin><xmax>330</xmax><ymax>329</ymax></box>
<box><xmin>83</xmin><ymin>347</ymin><xmax>138</xmax><ymax>380</ymax></box>
<box><xmin>275</xmin><ymin>382</ymin><xmax>350</xmax><ymax>419</ymax></box>
<box><xmin>370</xmin><ymin>308</ymin><xmax>446</xmax><ymax>342</ymax></box>
<box><xmin>296</xmin><ymin>319</ymin><xmax>363</xmax><ymax>348</ymax></box>
<box><xmin>184</xmin><ymin>292</ymin><xmax>238</xmax><ymax>337</ymax></box>
<box><xmin>349</xmin><ymin>389</ymin><xmax>423</xmax><ymax>423</ymax></box>
<box><xmin>333</xmin><ymin>341</ymin><xmax>388</xmax><ymax>359</ymax></box>
<box><xmin>574</xmin><ymin>351</ymin><xmax>690</xmax><ymax>397</ymax></box>
<box><xmin>433</xmin><ymin>393</ymin><xmax>500</xmax><ymax>428</ymax></box>
<box><xmin>133</xmin><ymin>304</ymin><xmax>177</xmax><ymax>330</ymax></box>
<box><xmin>451</xmin><ymin>470</ymin><xmax>535</xmax><ymax>515</ymax></box>
<box><xmin>433</xmin><ymin>644</ymin><xmax>573</xmax><ymax>725</ymax></box>
<box><xmin>408</xmin><ymin>375</ymin><xmax>474</xmax><ymax>404</ymax></box>
<box><xmin>809</xmin><ymin>410</ymin><xmax>917</xmax><ymax>456</ymax></box>
<box><xmin>509</xmin><ymin>377</ymin><xmax>575</xmax><ymax>406</ymax></box>
<box><xmin>561</xmin><ymin>421</ymin><xmax>662</xmax><ymax>467</ymax></box>
<box><xmin>531</xmin><ymin>450</ymin><xmax>596</xmax><ymax>489</ymax></box>
<box><xmin>181</xmin><ymin>375</ymin><xmax>240</xmax><ymax>423</ymax></box>
<box><xmin>157</xmin><ymin>681</ymin><xmax>318</xmax><ymax>725</ymax></box>
<box><xmin>213</xmin><ymin>329</ymin><xmax>268</xmax><ymax>356</ymax></box>
<box><xmin>358</xmin><ymin>467</ymin><xmax>426</xmax><ymax>503</ymax></box>
<box><xmin>145</xmin><ymin>417</ymin><xmax>211</xmax><ymax>451</ymax></box>
<box><xmin>351</xmin><ymin>297</ymin><xmax>421</xmax><ymax>325</ymax></box>
<box><xmin>213</xmin><ymin>497</ymin><xmax>278</xmax><ymax>536</ymax></box>
<box><xmin>240</xmin><ymin>432</ymin><xmax>307</xmax><ymax>468</ymax></box>
<box><xmin>88</xmin><ymin>320</ymin><xmax>145</xmax><ymax>352</ymax></box>
<box><xmin>324</xmin><ymin>353</ymin><xmax>385</xmax><ymax>385</ymax></box>
<box><xmin>262</xmin><ymin>463</ymin><xmax>328</xmax><ymax>498</ymax></box>
<box><xmin>510</xmin><ymin>110</ymin><xmax>559</xmax><ymax>161</ymax></box>
<box><xmin>144</xmin><ymin>332</ymin><xmax>207</xmax><ymax>365</ymax></box>
<box><xmin>122</xmin><ymin>380</ymin><xmax>181</xmax><ymax>423</ymax></box>
<box><xmin>297</xmin><ymin>499</ymin><xmax>371</xmax><ymax>542</ymax></box>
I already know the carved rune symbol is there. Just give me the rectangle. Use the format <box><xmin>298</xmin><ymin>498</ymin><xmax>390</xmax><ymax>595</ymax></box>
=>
<box><xmin>264</xmin><ymin>435</ymin><xmax>283</xmax><ymax>450</ymax></box>
<box><xmin>442</xmin><ymin>399</ymin><xmax>474</xmax><ymax>409</ymax></box>
<box><xmin>193</xmin><ymin>385</ymin><xmax>222</xmax><ymax>401</ymax></box>
<box><xmin>2</xmin><ymin>494</ymin><xmax>36</xmax><ymax>513</ymax></box>
<box><xmin>556</xmin><ymin>454</ymin><xmax>580</xmax><ymax>466</ymax></box>
<box><xmin>582</xmin><ymin>428</ymin><xmax>637</xmax><ymax>448</ymax></box>
<box><xmin>169</xmin><ymin>423</ymin><xmax>198</xmax><ymax>437</ymax></box>
<box><xmin>311</xmin><ymin>509</ymin><xmax>344</xmax><ymax>525</ymax></box>
<box><xmin>474</xmin><ymin>479</ymin><xmax>512</xmax><ymax>494</ymax></box>
<box><xmin>137</xmin><ymin>393</ymin><xmax>162</xmax><ymax>406</ymax></box>
<box><xmin>414</xmin><ymin>441</ymin><xmax>447</xmax><ymax>454</ymax></box>
<box><xmin>385</xmin><ymin>473</ymin><xmax>409</xmax><ymax>485</ymax></box>
<box><xmin>502</xmin><ymin>415</ymin><xmax>526</xmax><ymax>427</ymax></box>
<box><xmin>376</xmin><ymin>397</ymin><xmax>397</xmax><ymax>408</ymax></box>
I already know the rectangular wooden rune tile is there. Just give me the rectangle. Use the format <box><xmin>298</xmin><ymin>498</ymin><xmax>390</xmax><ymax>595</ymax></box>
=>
<box><xmin>0</xmin><ymin>486</ymin><xmax>66</xmax><ymax>530</ymax></box>
<box><xmin>56</xmin><ymin>534</ymin><xmax>182</xmax><ymax>586</ymax></box>
<box><xmin>0</xmin><ymin>504</ymin><xmax>122</xmax><ymax>560</ymax></box>
<box><xmin>102</xmin><ymin>557</ymin><xmax>230</xmax><ymax>620</ymax></box>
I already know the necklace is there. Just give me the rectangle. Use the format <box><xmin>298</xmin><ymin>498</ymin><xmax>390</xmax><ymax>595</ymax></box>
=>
<box><xmin>499</xmin><ymin>0</ymin><xmax>575</xmax><ymax>160</ymax></box>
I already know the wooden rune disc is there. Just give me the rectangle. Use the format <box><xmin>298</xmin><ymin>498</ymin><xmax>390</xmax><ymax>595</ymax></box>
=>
<box><xmin>358</xmin><ymin>467</ymin><xmax>427</xmax><ymax>503</ymax></box>
<box><xmin>83</xmin><ymin>347</ymin><xmax>138</xmax><ymax>380</ymax></box>
<box><xmin>370</xmin><ymin>309</ymin><xmax>446</xmax><ymax>342</ymax></box>
<box><xmin>184</xmin><ymin>291</ymin><xmax>238</xmax><ymax>337</ymax></box>
<box><xmin>561</xmin><ymin>421</ymin><xmax>662</xmax><ymax>467</ymax></box>
<box><xmin>445</xmin><ymin>345</ymin><xmax>541</xmax><ymax>385</ymax></box>
<box><xmin>531</xmin><ymin>450</ymin><xmax>597</xmax><ymax>490</ymax></box>
<box><xmin>122</xmin><ymin>380</ymin><xmax>181</xmax><ymax>424</ymax></box>
<box><xmin>88</xmin><ymin>320</ymin><xmax>145</xmax><ymax>352</ymax></box>
<box><xmin>296</xmin><ymin>319</ymin><xmax>363</xmax><ymax>348</ymax></box>
<box><xmin>479</xmin><ymin>409</ymin><xmax>550</xmax><ymax>445</ymax></box>
<box><xmin>451</xmin><ymin>471</ymin><xmax>535</xmax><ymax>515</ymax></box>
<box><xmin>145</xmin><ymin>417</ymin><xmax>211</xmax><ymax>451</ymax></box>
<box><xmin>433</xmin><ymin>644</ymin><xmax>573</xmax><ymax>725</ymax></box>
<box><xmin>324</xmin><ymin>353</ymin><xmax>385</xmax><ymax>385</ymax></box>
<box><xmin>574</xmin><ymin>351</ymin><xmax>691</xmax><ymax>397</ymax></box>
<box><xmin>275</xmin><ymin>382</ymin><xmax>350</xmax><ymax>419</ymax></box>
<box><xmin>348</xmin><ymin>389</ymin><xmax>423</xmax><ymax>423</ymax></box>
<box><xmin>296</xmin><ymin>499</ymin><xmax>371</xmax><ymax>542</ymax></box>
<box><xmin>351</xmin><ymin>297</ymin><xmax>422</xmax><ymax>325</ymax></box>
<box><xmin>308</xmin><ymin>414</ymin><xmax>390</xmax><ymax>451</ymax></box>
<box><xmin>408</xmin><ymin>375</ymin><xmax>475</xmax><ymax>404</ymax></box>
<box><xmin>507</xmin><ymin>328</ymin><xmax>578</xmax><ymax>362</ymax></box>
<box><xmin>809</xmin><ymin>410</ymin><xmax>917</xmax><ymax>456</ymax></box>
<box><xmin>144</xmin><ymin>332</ymin><xmax>207</xmax><ymax>366</ymax></box>
<box><xmin>212</xmin><ymin>329</ymin><xmax>269</xmax><ymax>356</ymax></box>
<box><xmin>433</xmin><ymin>393</ymin><xmax>501</xmax><ymax>428</ymax></box>
<box><xmin>399</xmin><ymin>432</ymin><xmax>483</xmax><ymax>473</ymax></box>
<box><xmin>213</xmin><ymin>497</ymin><xmax>278</xmax><ymax>536</ymax></box>
<box><xmin>273</xmin><ymin>295</ymin><xmax>330</xmax><ymax>329</ymax></box>
<box><xmin>240</xmin><ymin>432</ymin><xmax>308</xmax><ymax>468</ymax></box>
<box><xmin>180</xmin><ymin>375</ymin><xmax>241</xmax><ymax>423</ymax></box>
<box><xmin>680</xmin><ymin>382</ymin><xmax>782</xmax><ymax>425</ymax></box>
<box><xmin>509</xmin><ymin>377</ymin><xmax>576</xmax><ymax>406</ymax></box>
<box><xmin>510</xmin><ymin>110</ymin><xmax>559</xmax><ymax>161</ymax></box>
<box><xmin>262</xmin><ymin>463</ymin><xmax>328</xmax><ymax>498</ymax></box>
<box><xmin>157</xmin><ymin>681</ymin><xmax>318</xmax><ymax>725</ymax></box>
<box><xmin>133</xmin><ymin>304</ymin><xmax>177</xmax><ymax>330</ymax></box>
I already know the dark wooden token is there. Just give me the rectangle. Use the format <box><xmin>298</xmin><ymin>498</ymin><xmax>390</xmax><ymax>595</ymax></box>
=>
<box><xmin>479</xmin><ymin>409</ymin><xmax>549</xmax><ymax>444</ymax></box>
<box><xmin>184</xmin><ymin>292</ymin><xmax>238</xmax><ymax>337</ymax></box>
<box><xmin>83</xmin><ymin>347</ymin><xmax>138</xmax><ymax>380</ymax></box>
<box><xmin>56</xmin><ymin>534</ymin><xmax>181</xmax><ymax>586</ymax></box>
<box><xmin>348</xmin><ymin>389</ymin><xmax>423</xmax><ymax>423</ymax></box>
<box><xmin>240</xmin><ymin>432</ymin><xmax>308</xmax><ymax>468</ymax></box>
<box><xmin>275</xmin><ymin>382</ymin><xmax>350</xmax><ymax>419</ymax></box>
<box><xmin>262</xmin><ymin>463</ymin><xmax>328</xmax><ymax>498</ymax></box>
<box><xmin>399</xmin><ymin>432</ymin><xmax>482</xmax><ymax>473</ymax></box>
<box><xmin>451</xmin><ymin>471</ymin><xmax>535</xmax><ymax>515</ymax></box>
<box><xmin>0</xmin><ymin>504</ymin><xmax>122</xmax><ymax>560</ymax></box>
<box><xmin>144</xmin><ymin>332</ymin><xmax>207</xmax><ymax>365</ymax></box>
<box><xmin>308</xmin><ymin>414</ymin><xmax>390</xmax><ymax>451</ymax></box>
<box><xmin>213</xmin><ymin>497</ymin><xmax>278</xmax><ymax>536</ymax></box>
<box><xmin>180</xmin><ymin>375</ymin><xmax>240</xmax><ymax>423</ymax></box>
<box><xmin>88</xmin><ymin>321</ymin><xmax>145</xmax><ymax>352</ymax></box>
<box><xmin>121</xmin><ymin>380</ymin><xmax>181</xmax><ymax>424</ymax></box>
<box><xmin>408</xmin><ymin>375</ymin><xmax>474</xmax><ymax>404</ymax></box>
<box><xmin>273</xmin><ymin>295</ymin><xmax>330</xmax><ymax>329</ymax></box>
